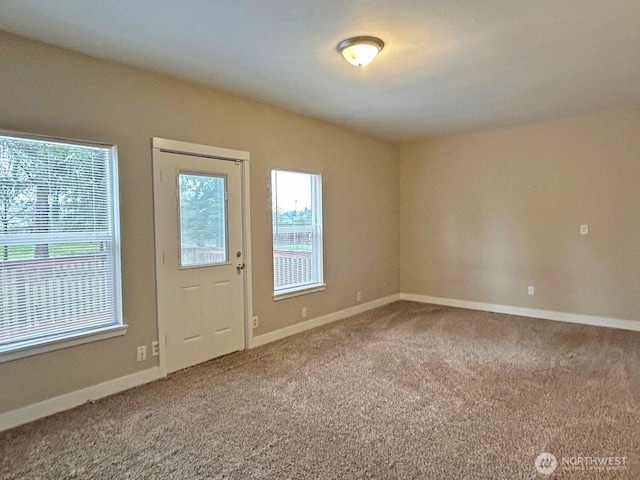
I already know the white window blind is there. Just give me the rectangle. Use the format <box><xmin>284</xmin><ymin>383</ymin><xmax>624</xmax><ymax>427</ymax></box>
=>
<box><xmin>271</xmin><ymin>169</ymin><xmax>323</xmax><ymax>295</ymax></box>
<box><xmin>0</xmin><ymin>132</ymin><xmax>123</xmax><ymax>354</ymax></box>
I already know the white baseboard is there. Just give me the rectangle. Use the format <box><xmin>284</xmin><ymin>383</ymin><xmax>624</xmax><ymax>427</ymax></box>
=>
<box><xmin>0</xmin><ymin>366</ymin><xmax>163</xmax><ymax>432</ymax></box>
<box><xmin>401</xmin><ymin>293</ymin><xmax>640</xmax><ymax>332</ymax></box>
<box><xmin>251</xmin><ymin>294</ymin><xmax>401</xmax><ymax>348</ymax></box>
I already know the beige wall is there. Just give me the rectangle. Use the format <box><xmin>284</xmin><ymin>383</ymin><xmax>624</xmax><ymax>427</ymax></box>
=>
<box><xmin>400</xmin><ymin>105</ymin><xmax>640</xmax><ymax>322</ymax></box>
<box><xmin>0</xmin><ymin>31</ymin><xmax>400</xmax><ymax>413</ymax></box>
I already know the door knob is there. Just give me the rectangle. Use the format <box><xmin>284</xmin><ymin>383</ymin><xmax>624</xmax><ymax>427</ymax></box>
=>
<box><xmin>236</xmin><ymin>263</ymin><xmax>245</xmax><ymax>271</ymax></box>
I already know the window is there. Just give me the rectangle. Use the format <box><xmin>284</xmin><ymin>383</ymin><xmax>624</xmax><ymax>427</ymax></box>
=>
<box><xmin>271</xmin><ymin>169</ymin><xmax>324</xmax><ymax>298</ymax></box>
<box><xmin>0</xmin><ymin>132</ymin><xmax>124</xmax><ymax>359</ymax></box>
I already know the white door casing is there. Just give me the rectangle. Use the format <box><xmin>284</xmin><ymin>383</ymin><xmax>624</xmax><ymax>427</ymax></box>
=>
<box><xmin>152</xmin><ymin>138</ymin><xmax>252</xmax><ymax>375</ymax></box>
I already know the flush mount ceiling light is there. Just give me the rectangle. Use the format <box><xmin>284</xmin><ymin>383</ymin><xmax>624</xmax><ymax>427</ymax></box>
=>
<box><xmin>337</xmin><ymin>36</ymin><xmax>384</xmax><ymax>66</ymax></box>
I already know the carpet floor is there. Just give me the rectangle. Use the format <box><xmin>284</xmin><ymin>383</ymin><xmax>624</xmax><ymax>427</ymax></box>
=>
<box><xmin>2</xmin><ymin>301</ymin><xmax>639</xmax><ymax>479</ymax></box>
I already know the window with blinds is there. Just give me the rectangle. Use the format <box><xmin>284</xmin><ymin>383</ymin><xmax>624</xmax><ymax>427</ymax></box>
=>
<box><xmin>0</xmin><ymin>132</ymin><xmax>123</xmax><ymax>356</ymax></box>
<box><xmin>271</xmin><ymin>169</ymin><xmax>324</xmax><ymax>297</ymax></box>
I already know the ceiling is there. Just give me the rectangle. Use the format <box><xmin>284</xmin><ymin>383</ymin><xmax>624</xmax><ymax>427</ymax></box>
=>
<box><xmin>1</xmin><ymin>1</ymin><xmax>639</xmax><ymax>143</ymax></box>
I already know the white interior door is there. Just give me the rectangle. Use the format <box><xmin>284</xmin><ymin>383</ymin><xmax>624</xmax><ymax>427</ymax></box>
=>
<box><xmin>153</xmin><ymin>145</ymin><xmax>246</xmax><ymax>374</ymax></box>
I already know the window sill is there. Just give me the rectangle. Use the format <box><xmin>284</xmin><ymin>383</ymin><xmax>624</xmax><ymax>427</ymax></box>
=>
<box><xmin>273</xmin><ymin>284</ymin><xmax>327</xmax><ymax>302</ymax></box>
<box><xmin>0</xmin><ymin>324</ymin><xmax>129</xmax><ymax>363</ymax></box>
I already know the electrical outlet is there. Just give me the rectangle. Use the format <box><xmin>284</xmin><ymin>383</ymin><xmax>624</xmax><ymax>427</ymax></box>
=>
<box><xmin>136</xmin><ymin>345</ymin><xmax>147</xmax><ymax>362</ymax></box>
<box><xmin>357</xmin><ymin>291</ymin><xmax>362</xmax><ymax>302</ymax></box>
<box><xmin>253</xmin><ymin>316</ymin><xmax>259</xmax><ymax>329</ymax></box>
<box><xmin>528</xmin><ymin>286</ymin><xmax>535</xmax><ymax>296</ymax></box>
<box><xmin>151</xmin><ymin>341</ymin><xmax>159</xmax><ymax>356</ymax></box>
<box><xmin>302</xmin><ymin>307</ymin><xmax>307</xmax><ymax>318</ymax></box>
<box><xmin>580</xmin><ymin>224</ymin><xmax>589</xmax><ymax>235</ymax></box>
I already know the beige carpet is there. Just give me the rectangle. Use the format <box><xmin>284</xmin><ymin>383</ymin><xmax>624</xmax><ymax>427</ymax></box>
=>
<box><xmin>2</xmin><ymin>301</ymin><xmax>639</xmax><ymax>479</ymax></box>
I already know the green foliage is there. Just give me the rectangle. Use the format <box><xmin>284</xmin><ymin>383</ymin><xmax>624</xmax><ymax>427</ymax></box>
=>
<box><xmin>273</xmin><ymin>243</ymin><xmax>311</xmax><ymax>252</ymax></box>
<box><xmin>179</xmin><ymin>174</ymin><xmax>226</xmax><ymax>249</ymax></box>
<box><xmin>273</xmin><ymin>207</ymin><xmax>312</xmax><ymax>226</ymax></box>
<box><xmin>0</xmin><ymin>137</ymin><xmax>111</xmax><ymax>260</ymax></box>
<box><xmin>3</xmin><ymin>242</ymin><xmax>105</xmax><ymax>260</ymax></box>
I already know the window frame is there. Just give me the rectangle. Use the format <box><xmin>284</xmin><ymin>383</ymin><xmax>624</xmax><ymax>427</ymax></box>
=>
<box><xmin>271</xmin><ymin>168</ymin><xmax>325</xmax><ymax>300</ymax></box>
<box><xmin>0</xmin><ymin>130</ymin><xmax>126</xmax><ymax>363</ymax></box>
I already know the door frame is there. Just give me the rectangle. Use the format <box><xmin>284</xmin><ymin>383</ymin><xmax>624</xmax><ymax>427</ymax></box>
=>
<box><xmin>151</xmin><ymin>137</ymin><xmax>253</xmax><ymax>377</ymax></box>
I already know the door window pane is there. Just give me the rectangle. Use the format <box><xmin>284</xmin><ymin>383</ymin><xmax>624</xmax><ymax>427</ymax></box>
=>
<box><xmin>179</xmin><ymin>173</ymin><xmax>227</xmax><ymax>267</ymax></box>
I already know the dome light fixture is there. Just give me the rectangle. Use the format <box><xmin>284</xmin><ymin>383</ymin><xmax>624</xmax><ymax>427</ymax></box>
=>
<box><xmin>337</xmin><ymin>36</ymin><xmax>384</xmax><ymax>66</ymax></box>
